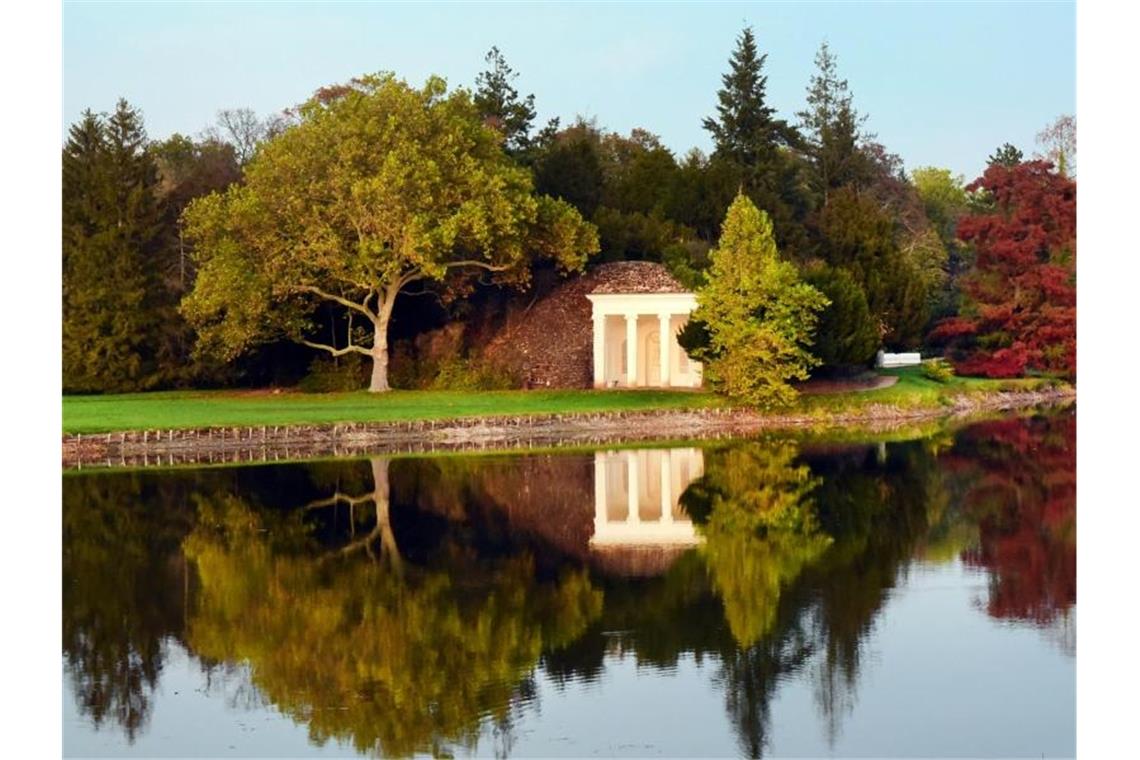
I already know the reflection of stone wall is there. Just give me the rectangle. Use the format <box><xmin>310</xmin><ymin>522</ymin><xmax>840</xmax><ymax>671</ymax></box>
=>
<box><xmin>397</xmin><ymin>454</ymin><xmax>598</xmax><ymax>565</ymax></box>
<box><xmin>394</xmin><ymin>449</ymin><xmax>707</xmax><ymax>578</ymax></box>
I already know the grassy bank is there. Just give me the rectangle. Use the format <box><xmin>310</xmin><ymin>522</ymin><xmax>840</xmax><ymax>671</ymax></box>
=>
<box><xmin>798</xmin><ymin>368</ymin><xmax>1064</xmax><ymax>415</ymax></box>
<box><xmin>63</xmin><ymin>387</ymin><xmax>726</xmax><ymax>434</ymax></box>
<box><xmin>62</xmin><ymin>368</ymin><xmax>1066</xmax><ymax>435</ymax></box>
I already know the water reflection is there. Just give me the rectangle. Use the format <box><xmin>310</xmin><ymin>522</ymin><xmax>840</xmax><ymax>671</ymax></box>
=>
<box><xmin>62</xmin><ymin>410</ymin><xmax>1076</xmax><ymax>757</ymax></box>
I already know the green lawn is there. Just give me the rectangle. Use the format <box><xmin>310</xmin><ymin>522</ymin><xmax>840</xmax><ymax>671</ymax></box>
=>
<box><xmin>62</xmin><ymin>368</ymin><xmax>1064</xmax><ymax>435</ymax></box>
<box><xmin>62</xmin><ymin>387</ymin><xmax>726</xmax><ymax>434</ymax></box>
<box><xmin>796</xmin><ymin>367</ymin><xmax>1061</xmax><ymax>416</ymax></box>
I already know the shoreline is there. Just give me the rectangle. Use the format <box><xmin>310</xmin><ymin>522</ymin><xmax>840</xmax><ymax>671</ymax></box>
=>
<box><xmin>62</xmin><ymin>386</ymin><xmax>1075</xmax><ymax>470</ymax></box>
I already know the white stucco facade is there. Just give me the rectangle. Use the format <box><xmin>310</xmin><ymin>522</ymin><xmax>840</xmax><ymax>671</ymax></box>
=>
<box><xmin>586</xmin><ymin>292</ymin><xmax>702</xmax><ymax>389</ymax></box>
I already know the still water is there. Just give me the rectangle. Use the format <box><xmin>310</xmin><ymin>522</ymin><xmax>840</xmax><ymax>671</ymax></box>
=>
<box><xmin>63</xmin><ymin>411</ymin><xmax>1075</xmax><ymax>758</ymax></box>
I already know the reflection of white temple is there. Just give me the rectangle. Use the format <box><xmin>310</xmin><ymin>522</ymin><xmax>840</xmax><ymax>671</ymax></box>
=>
<box><xmin>590</xmin><ymin>448</ymin><xmax>705</xmax><ymax>547</ymax></box>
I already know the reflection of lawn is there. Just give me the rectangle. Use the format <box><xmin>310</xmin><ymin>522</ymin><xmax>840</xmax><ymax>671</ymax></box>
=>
<box><xmin>62</xmin><ymin>367</ymin><xmax>1062</xmax><ymax>434</ymax></box>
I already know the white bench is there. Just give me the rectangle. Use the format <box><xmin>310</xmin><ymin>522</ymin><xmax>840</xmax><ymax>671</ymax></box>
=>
<box><xmin>876</xmin><ymin>351</ymin><xmax>922</xmax><ymax>368</ymax></box>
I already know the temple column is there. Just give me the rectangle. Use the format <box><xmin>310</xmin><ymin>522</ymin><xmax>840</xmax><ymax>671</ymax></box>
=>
<box><xmin>625</xmin><ymin>313</ymin><xmax>638</xmax><ymax>387</ymax></box>
<box><xmin>658</xmin><ymin>313</ymin><xmax>672</xmax><ymax>388</ymax></box>
<box><xmin>592</xmin><ymin>313</ymin><xmax>606</xmax><ymax>388</ymax></box>
<box><xmin>594</xmin><ymin>452</ymin><xmax>607</xmax><ymax>532</ymax></box>
<box><xmin>626</xmin><ymin>451</ymin><xmax>640</xmax><ymax>524</ymax></box>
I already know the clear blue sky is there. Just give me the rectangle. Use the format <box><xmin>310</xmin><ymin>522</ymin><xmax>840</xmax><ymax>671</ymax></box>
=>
<box><xmin>63</xmin><ymin>1</ymin><xmax>1074</xmax><ymax>181</ymax></box>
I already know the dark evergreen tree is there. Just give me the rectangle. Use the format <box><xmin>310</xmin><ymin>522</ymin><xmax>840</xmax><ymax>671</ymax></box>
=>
<box><xmin>817</xmin><ymin>186</ymin><xmax>929</xmax><ymax>350</ymax></box>
<box><xmin>63</xmin><ymin>100</ymin><xmax>165</xmax><ymax>392</ymax></box>
<box><xmin>702</xmin><ymin>27</ymin><xmax>796</xmax><ymax>172</ymax></box>
<box><xmin>474</xmin><ymin>46</ymin><xmax>537</xmax><ymax>159</ymax></box>
<box><xmin>797</xmin><ymin>42</ymin><xmax>871</xmax><ymax>203</ymax></box>
<box><xmin>803</xmin><ymin>265</ymin><xmax>880</xmax><ymax>370</ymax></box>
<box><xmin>987</xmin><ymin>143</ymin><xmax>1024</xmax><ymax>167</ymax></box>
<box><xmin>532</xmin><ymin>119</ymin><xmax>605</xmax><ymax>217</ymax></box>
<box><xmin>702</xmin><ymin>27</ymin><xmax>810</xmax><ymax>258</ymax></box>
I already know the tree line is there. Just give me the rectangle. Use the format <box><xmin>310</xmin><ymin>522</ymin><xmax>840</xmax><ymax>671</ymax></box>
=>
<box><xmin>62</xmin><ymin>28</ymin><xmax>1076</xmax><ymax>395</ymax></box>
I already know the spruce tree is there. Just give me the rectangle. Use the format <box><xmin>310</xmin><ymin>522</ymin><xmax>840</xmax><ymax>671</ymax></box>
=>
<box><xmin>702</xmin><ymin>27</ymin><xmax>808</xmax><ymax>257</ymax></box>
<box><xmin>62</xmin><ymin>99</ymin><xmax>164</xmax><ymax>392</ymax></box>
<box><xmin>474</xmin><ymin>46</ymin><xmax>537</xmax><ymax>159</ymax></box>
<box><xmin>987</xmin><ymin>143</ymin><xmax>1024</xmax><ymax>167</ymax></box>
<box><xmin>797</xmin><ymin>42</ymin><xmax>870</xmax><ymax>203</ymax></box>
<box><xmin>702</xmin><ymin>27</ymin><xmax>795</xmax><ymax>171</ymax></box>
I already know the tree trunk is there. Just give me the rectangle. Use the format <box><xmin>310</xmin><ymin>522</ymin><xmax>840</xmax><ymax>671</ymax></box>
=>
<box><xmin>369</xmin><ymin>316</ymin><xmax>390</xmax><ymax>392</ymax></box>
<box><xmin>370</xmin><ymin>457</ymin><xmax>402</xmax><ymax>576</ymax></box>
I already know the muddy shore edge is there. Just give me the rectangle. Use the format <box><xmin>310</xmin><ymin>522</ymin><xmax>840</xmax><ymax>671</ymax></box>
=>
<box><xmin>62</xmin><ymin>386</ymin><xmax>1075</xmax><ymax>470</ymax></box>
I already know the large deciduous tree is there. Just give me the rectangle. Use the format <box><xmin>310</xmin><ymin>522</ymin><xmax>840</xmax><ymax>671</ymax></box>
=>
<box><xmin>679</xmin><ymin>194</ymin><xmax>828</xmax><ymax>407</ymax></box>
<box><xmin>929</xmin><ymin>161</ymin><xmax>1075</xmax><ymax>378</ymax></box>
<box><xmin>182</xmin><ymin>73</ymin><xmax>599</xmax><ymax>392</ymax></box>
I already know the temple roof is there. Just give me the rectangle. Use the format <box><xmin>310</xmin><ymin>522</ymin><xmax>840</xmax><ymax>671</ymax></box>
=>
<box><xmin>588</xmin><ymin>261</ymin><xmax>690</xmax><ymax>295</ymax></box>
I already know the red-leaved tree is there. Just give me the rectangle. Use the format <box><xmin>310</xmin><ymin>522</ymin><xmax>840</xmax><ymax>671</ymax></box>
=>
<box><xmin>930</xmin><ymin>161</ymin><xmax>1075</xmax><ymax>378</ymax></box>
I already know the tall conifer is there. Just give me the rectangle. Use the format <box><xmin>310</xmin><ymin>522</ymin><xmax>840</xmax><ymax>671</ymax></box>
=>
<box><xmin>62</xmin><ymin>99</ymin><xmax>164</xmax><ymax>391</ymax></box>
<box><xmin>797</xmin><ymin>42</ymin><xmax>870</xmax><ymax>203</ymax></box>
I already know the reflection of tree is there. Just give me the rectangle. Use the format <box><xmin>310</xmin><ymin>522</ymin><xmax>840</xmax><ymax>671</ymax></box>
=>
<box><xmin>62</xmin><ymin>472</ymin><xmax>199</xmax><ymax>741</ymax></box>
<box><xmin>183</xmin><ymin>457</ymin><xmax>603</xmax><ymax>757</ymax></box>
<box><xmin>689</xmin><ymin>441</ymin><xmax>832</xmax><ymax>648</ymax></box>
<box><xmin>802</xmin><ymin>440</ymin><xmax>943</xmax><ymax>744</ymax></box>
<box><xmin>949</xmin><ymin>413</ymin><xmax>1076</xmax><ymax>626</ymax></box>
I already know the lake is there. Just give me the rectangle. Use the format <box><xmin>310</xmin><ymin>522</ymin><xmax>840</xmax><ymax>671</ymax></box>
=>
<box><xmin>62</xmin><ymin>409</ymin><xmax>1075</xmax><ymax>758</ymax></box>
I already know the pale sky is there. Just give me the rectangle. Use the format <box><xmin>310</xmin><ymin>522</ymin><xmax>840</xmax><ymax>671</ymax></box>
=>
<box><xmin>63</xmin><ymin>1</ymin><xmax>1075</xmax><ymax>181</ymax></box>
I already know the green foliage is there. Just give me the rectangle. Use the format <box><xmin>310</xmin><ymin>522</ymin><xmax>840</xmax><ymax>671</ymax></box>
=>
<box><xmin>987</xmin><ymin>142</ymin><xmax>1024</xmax><ymax>167</ymax></box>
<box><xmin>911</xmin><ymin>167</ymin><xmax>967</xmax><ymax>240</ymax></box>
<box><xmin>533</xmin><ymin>119</ymin><xmax>605</xmax><ymax>217</ymax></box>
<box><xmin>662</xmin><ymin>240</ymin><xmax>711</xmax><ymax>289</ymax></box>
<box><xmin>298</xmin><ymin>354</ymin><xmax>371</xmax><ymax>393</ymax></box>
<box><xmin>920</xmin><ymin>358</ymin><xmax>955</xmax><ymax>384</ymax></box>
<box><xmin>429</xmin><ymin>357</ymin><xmax>519</xmax><ymax>391</ymax></box>
<box><xmin>817</xmin><ymin>186</ymin><xmax>929</xmax><ymax>349</ymax></box>
<box><xmin>803</xmin><ymin>265</ymin><xmax>880</xmax><ymax>369</ymax></box>
<box><xmin>667</xmin><ymin>149</ymin><xmax>743</xmax><ymax>242</ymax></box>
<box><xmin>910</xmin><ymin>167</ymin><xmax>969</xmax><ymax>325</ymax></box>
<box><xmin>685</xmin><ymin>194</ymin><xmax>828</xmax><ymax>407</ymax></box>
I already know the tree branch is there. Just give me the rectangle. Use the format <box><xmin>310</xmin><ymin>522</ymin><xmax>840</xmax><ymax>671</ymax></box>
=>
<box><xmin>300</xmin><ymin>339</ymin><xmax>372</xmax><ymax>358</ymax></box>
<box><xmin>298</xmin><ymin>285</ymin><xmax>378</xmax><ymax>321</ymax></box>
<box><xmin>443</xmin><ymin>259</ymin><xmax>512</xmax><ymax>273</ymax></box>
<box><xmin>304</xmin><ymin>491</ymin><xmax>375</xmax><ymax>511</ymax></box>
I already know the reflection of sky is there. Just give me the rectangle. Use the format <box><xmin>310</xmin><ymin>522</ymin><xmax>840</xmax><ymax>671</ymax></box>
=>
<box><xmin>63</xmin><ymin>561</ymin><xmax>1075</xmax><ymax>758</ymax></box>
